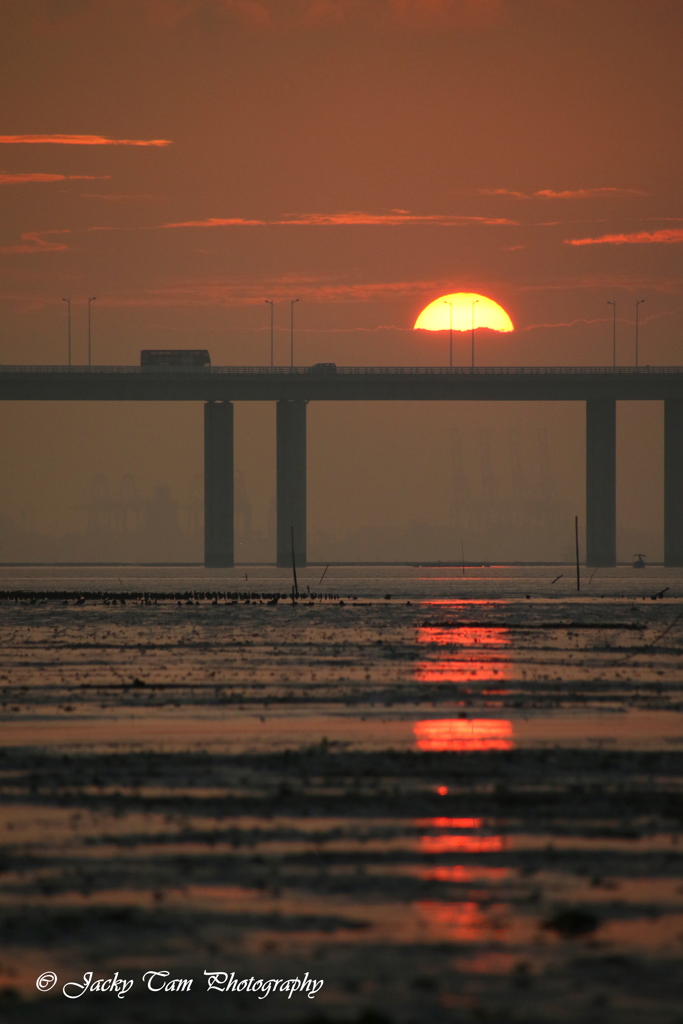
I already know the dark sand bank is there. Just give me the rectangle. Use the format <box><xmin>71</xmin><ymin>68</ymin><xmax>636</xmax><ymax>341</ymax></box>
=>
<box><xmin>1</xmin><ymin>571</ymin><xmax>683</xmax><ymax>1022</ymax></box>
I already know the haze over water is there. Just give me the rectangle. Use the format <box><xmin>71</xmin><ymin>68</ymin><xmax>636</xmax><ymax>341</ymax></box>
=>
<box><xmin>3</xmin><ymin>562</ymin><xmax>683</xmax><ymax>599</ymax></box>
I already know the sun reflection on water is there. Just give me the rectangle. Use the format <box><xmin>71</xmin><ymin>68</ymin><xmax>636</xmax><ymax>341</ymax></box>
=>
<box><xmin>420</xmin><ymin>833</ymin><xmax>505</xmax><ymax>853</ymax></box>
<box><xmin>415</xmin><ymin>606</ymin><xmax>513</xmax><ymax>684</ymax></box>
<box><xmin>420</xmin><ymin>865</ymin><xmax>511</xmax><ymax>883</ymax></box>
<box><xmin>417</xmin><ymin>817</ymin><xmax>483</xmax><ymax>829</ymax></box>
<box><xmin>413</xmin><ymin>818</ymin><xmax>510</xmax><ymax>941</ymax></box>
<box><xmin>414</xmin><ymin>660</ymin><xmax>513</xmax><ymax>683</ymax></box>
<box><xmin>414</xmin><ymin>900</ymin><xmax>508</xmax><ymax>943</ymax></box>
<box><xmin>415</xmin><ymin>814</ymin><xmax>508</xmax><ymax>855</ymax></box>
<box><xmin>417</xmin><ymin>625</ymin><xmax>511</xmax><ymax>647</ymax></box>
<box><xmin>413</xmin><ymin>718</ymin><xmax>514</xmax><ymax>752</ymax></box>
<box><xmin>409</xmin><ymin>604</ymin><xmax>514</xmax><ymax>940</ymax></box>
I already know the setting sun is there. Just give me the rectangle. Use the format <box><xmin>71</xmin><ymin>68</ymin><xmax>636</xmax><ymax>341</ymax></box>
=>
<box><xmin>414</xmin><ymin>293</ymin><xmax>514</xmax><ymax>333</ymax></box>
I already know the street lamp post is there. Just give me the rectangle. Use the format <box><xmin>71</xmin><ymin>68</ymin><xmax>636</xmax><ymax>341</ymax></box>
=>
<box><xmin>290</xmin><ymin>298</ymin><xmax>299</xmax><ymax>368</ymax></box>
<box><xmin>471</xmin><ymin>299</ymin><xmax>479</xmax><ymax>368</ymax></box>
<box><xmin>444</xmin><ymin>300</ymin><xmax>453</xmax><ymax>368</ymax></box>
<box><xmin>62</xmin><ymin>297</ymin><xmax>71</xmax><ymax>365</ymax></box>
<box><xmin>87</xmin><ymin>296</ymin><xmax>96</xmax><ymax>366</ymax></box>
<box><xmin>607</xmin><ymin>300</ymin><xmax>616</xmax><ymax>367</ymax></box>
<box><xmin>635</xmin><ymin>299</ymin><xmax>645</xmax><ymax>367</ymax></box>
<box><xmin>265</xmin><ymin>299</ymin><xmax>274</xmax><ymax>367</ymax></box>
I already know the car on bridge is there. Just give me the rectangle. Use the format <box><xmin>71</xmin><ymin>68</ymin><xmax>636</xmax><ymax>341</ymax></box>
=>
<box><xmin>308</xmin><ymin>362</ymin><xmax>337</xmax><ymax>374</ymax></box>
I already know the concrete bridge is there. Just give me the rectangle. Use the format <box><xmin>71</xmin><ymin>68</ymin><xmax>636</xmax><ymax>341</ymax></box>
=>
<box><xmin>1</xmin><ymin>364</ymin><xmax>682</xmax><ymax>568</ymax></box>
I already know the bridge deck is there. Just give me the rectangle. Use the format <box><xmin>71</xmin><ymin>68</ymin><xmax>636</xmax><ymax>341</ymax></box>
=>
<box><xmin>1</xmin><ymin>365</ymin><xmax>682</xmax><ymax>401</ymax></box>
<box><xmin>2</xmin><ymin>365</ymin><xmax>683</xmax><ymax>567</ymax></box>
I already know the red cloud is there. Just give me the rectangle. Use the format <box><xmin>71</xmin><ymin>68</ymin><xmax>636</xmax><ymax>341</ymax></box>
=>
<box><xmin>0</xmin><ymin>231</ymin><xmax>69</xmax><ymax>255</ymax></box>
<box><xmin>294</xmin><ymin>211</ymin><xmax>516</xmax><ymax>226</ymax></box>
<box><xmin>389</xmin><ymin>0</ymin><xmax>505</xmax><ymax>28</ymax></box>
<box><xmin>0</xmin><ymin>173</ymin><xmax>109</xmax><ymax>184</ymax></box>
<box><xmin>303</xmin><ymin>1</ymin><xmax>346</xmax><ymax>27</ymax></box>
<box><xmin>0</xmin><ymin>135</ymin><xmax>171</xmax><ymax>146</ymax></box>
<box><xmin>0</xmin><ymin>224</ymin><xmax>117</xmax><ymax>255</ymax></box>
<box><xmin>536</xmin><ymin>187</ymin><xmax>646</xmax><ymax>200</ymax></box>
<box><xmin>161</xmin><ymin>211</ymin><xmax>518</xmax><ymax>228</ymax></box>
<box><xmin>315</xmin><ymin>0</ymin><xmax>509</xmax><ymax>30</ymax></box>
<box><xmin>479</xmin><ymin>187</ymin><xmax>645</xmax><ymax>200</ymax></box>
<box><xmin>81</xmin><ymin>193</ymin><xmax>163</xmax><ymax>201</ymax></box>
<box><xmin>566</xmin><ymin>228</ymin><xmax>683</xmax><ymax>246</ymax></box>
<box><xmin>163</xmin><ymin>217</ymin><xmax>266</xmax><ymax>227</ymax></box>
<box><xmin>144</xmin><ymin>0</ymin><xmax>506</xmax><ymax>30</ymax></box>
<box><xmin>90</xmin><ymin>274</ymin><xmax>461</xmax><ymax>307</ymax></box>
<box><xmin>478</xmin><ymin>188</ymin><xmax>528</xmax><ymax>198</ymax></box>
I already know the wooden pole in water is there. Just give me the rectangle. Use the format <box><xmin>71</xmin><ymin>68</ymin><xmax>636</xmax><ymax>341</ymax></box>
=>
<box><xmin>575</xmin><ymin>515</ymin><xmax>581</xmax><ymax>591</ymax></box>
<box><xmin>291</xmin><ymin>525</ymin><xmax>299</xmax><ymax>598</ymax></box>
<box><xmin>461</xmin><ymin>539</ymin><xmax>465</xmax><ymax>576</ymax></box>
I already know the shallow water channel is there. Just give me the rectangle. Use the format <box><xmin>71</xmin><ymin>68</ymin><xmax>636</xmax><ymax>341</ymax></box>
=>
<box><xmin>1</xmin><ymin>565</ymin><xmax>683</xmax><ymax>1022</ymax></box>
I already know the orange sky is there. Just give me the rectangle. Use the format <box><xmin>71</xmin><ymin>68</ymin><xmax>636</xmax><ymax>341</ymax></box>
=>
<box><xmin>0</xmin><ymin>0</ymin><xmax>680</xmax><ymax>560</ymax></box>
<box><xmin>1</xmin><ymin>0</ymin><xmax>681</xmax><ymax>368</ymax></box>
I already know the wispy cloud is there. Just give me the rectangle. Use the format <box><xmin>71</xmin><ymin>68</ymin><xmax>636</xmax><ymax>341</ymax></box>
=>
<box><xmin>0</xmin><ymin>224</ymin><xmax>120</xmax><ymax>255</ymax></box>
<box><xmin>0</xmin><ymin>230</ymin><xmax>70</xmax><ymax>255</ymax></box>
<box><xmin>383</xmin><ymin>0</ymin><xmax>507</xmax><ymax>29</ymax></box>
<box><xmin>0</xmin><ymin>135</ymin><xmax>172</xmax><ymax>147</ymax></box>
<box><xmin>512</xmin><ymin>275</ymin><xmax>683</xmax><ymax>296</ymax></box>
<box><xmin>0</xmin><ymin>173</ymin><xmax>109</xmax><ymax>184</ymax></box>
<box><xmin>0</xmin><ymin>208</ymin><xmax>515</xmax><ymax>258</ymax></box>
<box><xmin>161</xmin><ymin>210</ymin><xmax>518</xmax><ymax>228</ymax></box>
<box><xmin>537</xmin><ymin>188</ymin><xmax>646</xmax><ymax>200</ymax></box>
<box><xmin>520</xmin><ymin>309</ymin><xmax>677</xmax><ymax>332</ymax></box>
<box><xmin>144</xmin><ymin>0</ymin><xmax>507</xmax><ymax>31</ymax></box>
<box><xmin>479</xmin><ymin>188</ymin><xmax>527</xmax><ymax>198</ymax></box>
<box><xmin>144</xmin><ymin>0</ymin><xmax>273</xmax><ymax>29</ymax></box>
<box><xmin>81</xmin><ymin>193</ymin><xmax>164</xmax><ymax>201</ymax></box>
<box><xmin>566</xmin><ymin>228</ymin><xmax>683</xmax><ymax>247</ymax></box>
<box><xmin>88</xmin><ymin>274</ymin><xmax>464</xmax><ymax>308</ymax></box>
<box><xmin>519</xmin><ymin>317</ymin><xmax>618</xmax><ymax>332</ymax></box>
<box><xmin>479</xmin><ymin>187</ymin><xmax>646</xmax><ymax>200</ymax></box>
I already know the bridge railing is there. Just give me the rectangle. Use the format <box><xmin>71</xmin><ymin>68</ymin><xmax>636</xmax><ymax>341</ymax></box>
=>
<box><xmin>0</xmin><ymin>365</ymin><xmax>681</xmax><ymax>375</ymax></box>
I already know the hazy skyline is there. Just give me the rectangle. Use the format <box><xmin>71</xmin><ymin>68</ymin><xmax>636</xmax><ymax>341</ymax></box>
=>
<box><xmin>0</xmin><ymin>0</ymin><xmax>680</xmax><ymax>562</ymax></box>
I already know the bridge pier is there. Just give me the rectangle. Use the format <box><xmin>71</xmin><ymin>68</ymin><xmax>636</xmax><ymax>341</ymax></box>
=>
<box><xmin>204</xmin><ymin>401</ymin><xmax>234</xmax><ymax>568</ymax></box>
<box><xmin>665</xmin><ymin>399</ymin><xmax>683</xmax><ymax>566</ymax></box>
<box><xmin>586</xmin><ymin>399</ymin><xmax>616</xmax><ymax>567</ymax></box>
<box><xmin>277</xmin><ymin>400</ymin><xmax>307</xmax><ymax>569</ymax></box>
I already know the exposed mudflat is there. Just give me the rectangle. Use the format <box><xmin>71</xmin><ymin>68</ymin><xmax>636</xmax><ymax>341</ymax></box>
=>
<box><xmin>1</xmin><ymin>565</ymin><xmax>683</xmax><ymax>1023</ymax></box>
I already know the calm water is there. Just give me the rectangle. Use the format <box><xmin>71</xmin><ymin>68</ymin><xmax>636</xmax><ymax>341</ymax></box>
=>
<box><xmin>2</xmin><ymin>561</ymin><xmax>683</xmax><ymax>599</ymax></box>
<box><xmin>1</xmin><ymin>565</ymin><xmax>682</xmax><ymax>1022</ymax></box>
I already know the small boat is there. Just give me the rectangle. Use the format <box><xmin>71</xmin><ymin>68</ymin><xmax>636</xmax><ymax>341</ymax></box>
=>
<box><xmin>632</xmin><ymin>553</ymin><xmax>646</xmax><ymax>569</ymax></box>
